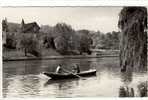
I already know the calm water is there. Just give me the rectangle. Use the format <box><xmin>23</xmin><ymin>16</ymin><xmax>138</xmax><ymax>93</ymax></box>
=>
<box><xmin>3</xmin><ymin>57</ymin><xmax>148</xmax><ymax>97</ymax></box>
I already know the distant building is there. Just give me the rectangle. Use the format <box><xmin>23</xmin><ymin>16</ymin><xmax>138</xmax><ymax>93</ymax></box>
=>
<box><xmin>2</xmin><ymin>18</ymin><xmax>40</xmax><ymax>33</ymax></box>
<box><xmin>21</xmin><ymin>19</ymin><xmax>40</xmax><ymax>33</ymax></box>
<box><xmin>2</xmin><ymin>18</ymin><xmax>40</xmax><ymax>46</ymax></box>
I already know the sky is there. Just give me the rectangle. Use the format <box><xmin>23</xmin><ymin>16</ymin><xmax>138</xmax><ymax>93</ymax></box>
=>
<box><xmin>0</xmin><ymin>7</ymin><xmax>122</xmax><ymax>33</ymax></box>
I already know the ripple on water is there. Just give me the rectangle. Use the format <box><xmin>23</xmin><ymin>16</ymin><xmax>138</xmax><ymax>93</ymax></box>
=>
<box><xmin>3</xmin><ymin>58</ymin><xmax>148</xmax><ymax>97</ymax></box>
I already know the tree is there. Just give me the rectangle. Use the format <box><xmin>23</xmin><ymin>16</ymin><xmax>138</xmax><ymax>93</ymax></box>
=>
<box><xmin>39</xmin><ymin>25</ymin><xmax>56</xmax><ymax>49</ymax></box>
<box><xmin>77</xmin><ymin>30</ymin><xmax>93</xmax><ymax>54</ymax></box>
<box><xmin>104</xmin><ymin>32</ymin><xmax>113</xmax><ymax>49</ymax></box>
<box><xmin>5</xmin><ymin>32</ymin><xmax>17</xmax><ymax>49</ymax></box>
<box><xmin>19</xmin><ymin>34</ymin><xmax>41</xmax><ymax>57</ymax></box>
<box><xmin>54</xmin><ymin>23</ymin><xmax>75</xmax><ymax>40</ymax></box>
<box><xmin>118</xmin><ymin>7</ymin><xmax>147</xmax><ymax>72</ymax></box>
<box><xmin>43</xmin><ymin>36</ymin><xmax>55</xmax><ymax>49</ymax></box>
<box><xmin>39</xmin><ymin>25</ymin><xmax>54</xmax><ymax>36</ymax></box>
<box><xmin>54</xmin><ymin>23</ymin><xmax>75</xmax><ymax>53</ymax></box>
<box><xmin>54</xmin><ymin>36</ymin><xmax>68</xmax><ymax>54</ymax></box>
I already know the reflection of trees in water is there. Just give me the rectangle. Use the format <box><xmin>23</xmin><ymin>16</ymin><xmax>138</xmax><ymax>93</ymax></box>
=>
<box><xmin>94</xmin><ymin>57</ymin><xmax>120</xmax><ymax>74</ymax></box>
<box><xmin>42</xmin><ymin>59</ymin><xmax>93</xmax><ymax>73</ymax></box>
<box><xmin>63</xmin><ymin>59</ymin><xmax>93</xmax><ymax>71</ymax></box>
<box><xmin>119</xmin><ymin>81</ymin><xmax>148</xmax><ymax>97</ymax></box>
<box><xmin>57</xmin><ymin>79</ymin><xmax>79</xmax><ymax>90</ymax></box>
<box><xmin>23</xmin><ymin>60</ymin><xmax>42</xmax><ymax>75</ymax></box>
<box><xmin>120</xmin><ymin>64</ymin><xmax>147</xmax><ymax>85</ymax></box>
<box><xmin>41</xmin><ymin>60</ymin><xmax>60</xmax><ymax>72</ymax></box>
<box><xmin>119</xmin><ymin>86</ymin><xmax>134</xmax><ymax>97</ymax></box>
<box><xmin>79</xmin><ymin>60</ymin><xmax>92</xmax><ymax>71</ymax></box>
<box><xmin>4</xmin><ymin>60</ymin><xmax>43</xmax><ymax>76</ymax></box>
<box><xmin>119</xmin><ymin>67</ymin><xmax>148</xmax><ymax>97</ymax></box>
<box><xmin>137</xmin><ymin>81</ymin><xmax>148</xmax><ymax>97</ymax></box>
<box><xmin>31</xmin><ymin>60</ymin><xmax>42</xmax><ymax>74</ymax></box>
<box><xmin>120</xmin><ymin>68</ymin><xmax>133</xmax><ymax>85</ymax></box>
<box><xmin>10</xmin><ymin>58</ymin><xmax>95</xmax><ymax>76</ymax></box>
<box><xmin>51</xmin><ymin>79</ymin><xmax>79</xmax><ymax>97</ymax></box>
<box><xmin>134</xmin><ymin>65</ymin><xmax>147</xmax><ymax>73</ymax></box>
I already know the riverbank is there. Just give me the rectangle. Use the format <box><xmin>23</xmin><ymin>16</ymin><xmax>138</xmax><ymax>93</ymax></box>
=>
<box><xmin>3</xmin><ymin>54</ymin><xmax>119</xmax><ymax>61</ymax></box>
<box><xmin>3</xmin><ymin>48</ymin><xmax>119</xmax><ymax>61</ymax></box>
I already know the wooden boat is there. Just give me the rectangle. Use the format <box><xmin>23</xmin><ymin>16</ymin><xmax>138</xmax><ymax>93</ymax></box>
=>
<box><xmin>43</xmin><ymin>69</ymin><xmax>96</xmax><ymax>80</ymax></box>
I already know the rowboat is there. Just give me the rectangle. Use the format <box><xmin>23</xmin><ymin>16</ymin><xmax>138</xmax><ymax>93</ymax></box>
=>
<box><xmin>43</xmin><ymin>69</ymin><xmax>96</xmax><ymax>80</ymax></box>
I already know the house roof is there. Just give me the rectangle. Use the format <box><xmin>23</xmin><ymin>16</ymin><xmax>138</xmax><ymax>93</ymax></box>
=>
<box><xmin>23</xmin><ymin>22</ymin><xmax>40</xmax><ymax>33</ymax></box>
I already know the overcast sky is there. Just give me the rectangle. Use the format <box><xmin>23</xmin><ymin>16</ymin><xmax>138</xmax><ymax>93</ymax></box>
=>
<box><xmin>0</xmin><ymin>7</ymin><xmax>122</xmax><ymax>33</ymax></box>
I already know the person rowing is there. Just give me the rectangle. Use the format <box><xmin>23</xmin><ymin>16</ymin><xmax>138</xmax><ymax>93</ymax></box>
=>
<box><xmin>55</xmin><ymin>64</ymin><xmax>63</xmax><ymax>74</ymax></box>
<box><xmin>55</xmin><ymin>64</ymin><xmax>72</xmax><ymax>74</ymax></box>
<box><xmin>73</xmin><ymin>64</ymin><xmax>80</xmax><ymax>73</ymax></box>
<box><xmin>55</xmin><ymin>64</ymin><xmax>81</xmax><ymax>78</ymax></box>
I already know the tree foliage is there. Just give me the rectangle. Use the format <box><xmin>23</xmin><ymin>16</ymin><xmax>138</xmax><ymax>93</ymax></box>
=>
<box><xmin>77</xmin><ymin>30</ymin><xmax>93</xmax><ymax>54</ymax></box>
<box><xmin>53</xmin><ymin>23</ymin><xmax>77</xmax><ymax>53</ymax></box>
<box><xmin>118</xmin><ymin>7</ymin><xmax>147</xmax><ymax>71</ymax></box>
<box><xmin>3</xmin><ymin>19</ymin><xmax>121</xmax><ymax>56</ymax></box>
<box><xmin>91</xmin><ymin>31</ymin><xmax>120</xmax><ymax>49</ymax></box>
<box><xmin>4</xmin><ymin>33</ymin><xmax>17</xmax><ymax>49</ymax></box>
<box><xmin>54</xmin><ymin>23</ymin><xmax>75</xmax><ymax>39</ymax></box>
<box><xmin>19</xmin><ymin>34</ymin><xmax>41</xmax><ymax>57</ymax></box>
<box><xmin>54</xmin><ymin>36</ymin><xmax>68</xmax><ymax>54</ymax></box>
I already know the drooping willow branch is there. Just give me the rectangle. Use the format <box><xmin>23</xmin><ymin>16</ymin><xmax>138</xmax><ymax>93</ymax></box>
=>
<box><xmin>118</xmin><ymin>7</ymin><xmax>147</xmax><ymax>72</ymax></box>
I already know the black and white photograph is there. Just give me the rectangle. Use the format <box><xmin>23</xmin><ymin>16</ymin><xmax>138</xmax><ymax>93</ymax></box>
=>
<box><xmin>1</xmin><ymin>7</ymin><xmax>148</xmax><ymax>98</ymax></box>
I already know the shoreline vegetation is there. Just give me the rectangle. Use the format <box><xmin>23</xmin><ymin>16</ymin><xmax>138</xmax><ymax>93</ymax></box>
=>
<box><xmin>3</xmin><ymin>49</ymin><xmax>119</xmax><ymax>61</ymax></box>
<box><xmin>3</xmin><ymin>55</ymin><xmax>119</xmax><ymax>62</ymax></box>
<box><xmin>2</xmin><ymin>19</ymin><xmax>120</xmax><ymax>62</ymax></box>
<box><xmin>3</xmin><ymin>55</ymin><xmax>118</xmax><ymax>61</ymax></box>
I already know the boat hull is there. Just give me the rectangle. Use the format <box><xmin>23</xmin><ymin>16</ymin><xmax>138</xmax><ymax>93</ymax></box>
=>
<box><xmin>43</xmin><ymin>69</ymin><xmax>96</xmax><ymax>80</ymax></box>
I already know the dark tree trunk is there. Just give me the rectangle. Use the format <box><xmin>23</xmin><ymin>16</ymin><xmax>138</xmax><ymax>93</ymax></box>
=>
<box><xmin>24</xmin><ymin>48</ymin><xmax>27</xmax><ymax>56</ymax></box>
<box><xmin>51</xmin><ymin>37</ymin><xmax>56</xmax><ymax>49</ymax></box>
<box><xmin>118</xmin><ymin>7</ymin><xmax>147</xmax><ymax>72</ymax></box>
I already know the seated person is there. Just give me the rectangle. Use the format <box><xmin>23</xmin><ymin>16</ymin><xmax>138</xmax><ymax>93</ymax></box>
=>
<box><xmin>73</xmin><ymin>64</ymin><xmax>80</xmax><ymax>73</ymax></box>
<box><xmin>55</xmin><ymin>64</ymin><xmax>63</xmax><ymax>74</ymax></box>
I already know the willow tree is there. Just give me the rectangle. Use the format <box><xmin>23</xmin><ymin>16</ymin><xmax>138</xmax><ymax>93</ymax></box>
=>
<box><xmin>118</xmin><ymin>7</ymin><xmax>147</xmax><ymax>72</ymax></box>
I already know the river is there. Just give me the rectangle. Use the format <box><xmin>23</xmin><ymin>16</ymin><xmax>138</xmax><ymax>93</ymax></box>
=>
<box><xmin>3</xmin><ymin>57</ymin><xmax>148</xmax><ymax>97</ymax></box>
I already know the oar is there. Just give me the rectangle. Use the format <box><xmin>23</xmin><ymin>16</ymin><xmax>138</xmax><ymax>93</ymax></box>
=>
<box><xmin>61</xmin><ymin>68</ymin><xmax>82</xmax><ymax>78</ymax></box>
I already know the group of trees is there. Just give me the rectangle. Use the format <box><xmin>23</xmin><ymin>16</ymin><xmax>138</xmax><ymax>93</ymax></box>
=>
<box><xmin>3</xmin><ymin>21</ymin><xmax>120</xmax><ymax>56</ymax></box>
<box><xmin>91</xmin><ymin>31</ymin><xmax>120</xmax><ymax>50</ymax></box>
<box><xmin>18</xmin><ymin>34</ymin><xmax>41</xmax><ymax>57</ymax></box>
<box><xmin>40</xmin><ymin>23</ymin><xmax>93</xmax><ymax>55</ymax></box>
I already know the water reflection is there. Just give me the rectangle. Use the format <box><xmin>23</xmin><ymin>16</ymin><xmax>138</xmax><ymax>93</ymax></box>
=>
<box><xmin>119</xmin><ymin>86</ymin><xmax>134</xmax><ymax>97</ymax></box>
<box><xmin>3</xmin><ymin>57</ymin><xmax>148</xmax><ymax>97</ymax></box>
<box><xmin>120</xmin><ymin>69</ymin><xmax>133</xmax><ymax>85</ymax></box>
<box><xmin>119</xmin><ymin>66</ymin><xmax>148</xmax><ymax>97</ymax></box>
<box><xmin>44</xmin><ymin>78</ymin><xmax>79</xmax><ymax>87</ymax></box>
<box><xmin>119</xmin><ymin>81</ymin><xmax>148</xmax><ymax>97</ymax></box>
<box><xmin>137</xmin><ymin>81</ymin><xmax>148</xmax><ymax>97</ymax></box>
